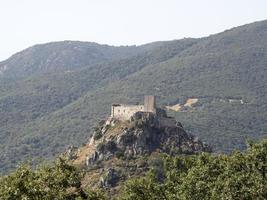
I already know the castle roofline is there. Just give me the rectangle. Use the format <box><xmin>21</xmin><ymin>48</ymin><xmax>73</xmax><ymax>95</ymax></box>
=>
<box><xmin>112</xmin><ymin>103</ymin><xmax>121</xmax><ymax>107</ymax></box>
<box><xmin>112</xmin><ymin>103</ymin><xmax>143</xmax><ymax>107</ymax></box>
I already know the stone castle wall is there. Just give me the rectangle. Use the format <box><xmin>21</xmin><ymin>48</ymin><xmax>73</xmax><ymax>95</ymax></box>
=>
<box><xmin>111</xmin><ymin>104</ymin><xmax>144</xmax><ymax>121</ymax></box>
<box><xmin>111</xmin><ymin>95</ymin><xmax>156</xmax><ymax>121</ymax></box>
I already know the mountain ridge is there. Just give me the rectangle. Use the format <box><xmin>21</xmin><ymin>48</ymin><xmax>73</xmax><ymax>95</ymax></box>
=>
<box><xmin>0</xmin><ymin>19</ymin><xmax>266</xmax><ymax>173</ymax></box>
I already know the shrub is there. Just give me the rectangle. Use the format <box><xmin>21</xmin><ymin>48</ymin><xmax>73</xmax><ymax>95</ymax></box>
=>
<box><xmin>105</xmin><ymin>140</ymin><xmax>117</xmax><ymax>153</ymax></box>
<box><xmin>94</xmin><ymin>130</ymin><xmax>103</xmax><ymax>140</ymax></box>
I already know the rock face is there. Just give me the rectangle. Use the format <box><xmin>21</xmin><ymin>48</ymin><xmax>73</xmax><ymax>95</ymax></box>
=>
<box><xmin>71</xmin><ymin>111</ymin><xmax>211</xmax><ymax>192</ymax></box>
<box><xmin>99</xmin><ymin>168</ymin><xmax>119</xmax><ymax>188</ymax></box>
<box><xmin>84</xmin><ymin>112</ymin><xmax>211</xmax><ymax>168</ymax></box>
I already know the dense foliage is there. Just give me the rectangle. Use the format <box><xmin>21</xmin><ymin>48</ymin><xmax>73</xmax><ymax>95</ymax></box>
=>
<box><xmin>0</xmin><ymin>20</ymin><xmax>266</xmax><ymax>173</ymax></box>
<box><xmin>1</xmin><ymin>140</ymin><xmax>266</xmax><ymax>199</ymax></box>
<box><xmin>0</xmin><ymin>158</ymin><xmax>106</xmax><ymax>200</ymax></box>
<box><xmin>120</xmin><ymin>140</ymin><xmax>267</xmax><ymax>200</ymax></box>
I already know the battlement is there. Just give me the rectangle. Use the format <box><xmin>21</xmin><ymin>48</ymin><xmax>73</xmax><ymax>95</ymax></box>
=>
<box><xmin>111</xmin><ymin>95</ymin><xmax>156</xmax><ymax>121</ymax></box>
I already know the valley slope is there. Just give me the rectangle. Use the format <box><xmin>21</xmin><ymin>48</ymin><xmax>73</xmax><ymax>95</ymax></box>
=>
<box><xmin>0</xmin><ymin>20</ymin><xmax>266</xmax><ymax>173</ymax></box>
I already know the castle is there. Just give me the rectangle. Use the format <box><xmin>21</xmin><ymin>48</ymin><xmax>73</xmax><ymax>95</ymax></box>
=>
<box><xmin>111</xmin><ymin>95</ymin><xmax>156</xmax><ymax>121</ymax></box>
<box><xmin>110</xmin><ymin>95</ymin><xmax>178</xmax><ymax>128</ymax></box>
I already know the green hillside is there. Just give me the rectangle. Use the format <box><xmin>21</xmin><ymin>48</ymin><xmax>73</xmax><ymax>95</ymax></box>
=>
<box><xmin>0</xmin><ymin>20</ymin><xmax>266</xmax><ymax>173</ymax></box>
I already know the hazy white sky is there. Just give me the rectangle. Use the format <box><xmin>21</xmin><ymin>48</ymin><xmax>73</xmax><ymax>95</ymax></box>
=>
<box><xmin>0</xmin><ymin>0</ymin><xmax>267</xmax><ymax>61</ymax></box>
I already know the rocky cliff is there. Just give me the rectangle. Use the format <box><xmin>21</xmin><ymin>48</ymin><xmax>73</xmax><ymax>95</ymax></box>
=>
<box><xmin>66</xmin><ymin>111</ymin><xmax>211</xmax><ymax>196</ymax></box>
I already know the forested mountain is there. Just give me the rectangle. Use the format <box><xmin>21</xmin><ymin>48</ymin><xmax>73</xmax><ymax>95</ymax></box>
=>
<box><xmin>0</xmin><ymin>20</ymin><xmax>266</xmax><ymax>173</ymax></box>
<box><xmin>0</xmin><ymin>40</ymin><xmax>196</xmax><ymax>79</ymax></box>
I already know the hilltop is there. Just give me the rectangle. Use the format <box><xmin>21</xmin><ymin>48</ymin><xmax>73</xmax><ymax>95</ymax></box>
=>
<box><xmin>66</xmin><ymin>107</ymin><xmax>210</xmax><ymax>196</ymax></box>
<box><xmin>0</xmin><ymin>20</ymin><xmax>266</xmax><ymax>173</ymax></box>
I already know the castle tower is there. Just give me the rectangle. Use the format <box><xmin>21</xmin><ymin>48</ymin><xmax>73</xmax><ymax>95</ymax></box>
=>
<box><xmin>144</xmin><ymin>95</ymin><xmax>156</xmax><ymax>113</ymax></box>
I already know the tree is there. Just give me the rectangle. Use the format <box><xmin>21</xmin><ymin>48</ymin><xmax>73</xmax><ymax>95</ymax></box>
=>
<box><xmin>120</xmin><ymin>140</ymin><xmax>267</xmax><ymax>200</ymax></box>
<box><xmin>0</xmin><ymin>157</ymin><xmax>106</xmax><ymax>200</ymax></box>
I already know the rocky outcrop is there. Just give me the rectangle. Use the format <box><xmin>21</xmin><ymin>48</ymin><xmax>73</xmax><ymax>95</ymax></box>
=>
<box><xmin>85</xmin><ymin>112</ymin><xmax>211</xmax><ymax>167</ymax></box>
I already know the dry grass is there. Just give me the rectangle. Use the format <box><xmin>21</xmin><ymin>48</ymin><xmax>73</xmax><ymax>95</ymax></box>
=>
<box><xmin>184</xmin><ymin>98</ymin><xmax>198</xmax><ymax>107</ymax></box>
<box><xmin>166</xmin><ymin>103</ymin><xmax>182</xmax><ymax>111</ymax></box>
<box><xmin>166</xmin><ymin>98</ymin><xmax>198</xmax><ymax>112</ymax></box>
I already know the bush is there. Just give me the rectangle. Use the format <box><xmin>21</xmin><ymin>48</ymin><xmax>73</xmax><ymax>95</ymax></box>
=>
<box><xmin>105</xmin><ymin>140</ymin><xmax>117</xmax><ymax>153</ymax></box>
<box><xmin>115</xmin><ymin>150</ymin><xmax>125</xmax><ymax>159</ymax></box>
<box><xmin>96</xmin><ymin>142</ymin><xmax>105</xmax><ymax>153</ymax></box>
<box><xmin>94</xmin><ymin>130</ymin><xmax>103</xmax><ymax>140</ymax></box>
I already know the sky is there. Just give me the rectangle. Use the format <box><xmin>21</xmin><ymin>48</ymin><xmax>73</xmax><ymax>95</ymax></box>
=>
<box><xmin>0</xmin><ymin>0</ymin><xmax>267</xmax><ymax>61</ymax></box>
